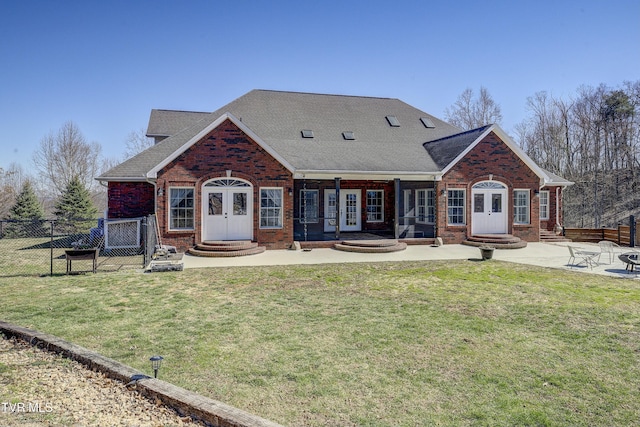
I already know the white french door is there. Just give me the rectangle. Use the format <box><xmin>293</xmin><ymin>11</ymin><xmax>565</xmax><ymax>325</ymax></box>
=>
<box><xmin>471</xmin><ymin>181</ymin><xmax>508</xmax><ymax>234</ymax></box>
<box><xmin>324</xmin><ymin>189</ymin><xmax>361</xmax><ymax>232</ymax></box>
<box><xmin>202</xmin><ymin>181</ymin><xmax>253</xmax><ymax>241</ymax></box>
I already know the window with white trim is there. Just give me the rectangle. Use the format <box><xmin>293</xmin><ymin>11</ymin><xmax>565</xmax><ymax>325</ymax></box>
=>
<box><xmin>366</xmin><ymin>190</ymin><xmax>384</xmax><ymax>222</ymax></box>
<box><xmin>416</xmin><ymin>189</ymin><xmax>436</xmax><ymax>224</ymax></box>
<box><xmin>260</xmin><ymin>188</ymin><xmax>283</xmax><ymax>228</ymax></box>
<box><xmin>426</xmin><ymin>189</ymin><xmax>435</xmax><ymax>223</ymax></box>
<box><xmin>447</xmin><ymin>189</ymin><xmax>465</xmax><ymax>225</ymax></box>
<box><xmin>299</xmin><ymin>189</ymin><xmax>319</xmax><ymax>223</ymax></box>
<box><xmin>514</xmin><ymin>190</ymin><xmax>530</xmax><ymax>224</ymax></box>
<box><xmin>169</xmin><ymin>187</ymin><xmax>195</xmax><ymax>230</ymax></box>
<box><xmin>416</xmin><ymin>189</ymin><xmax>426</xmax><ymax>223</ymax></box>
<box><xmin>539</xmin><ymin>190</ymin><xmax>549</xmax><ymax>220</ymax></box>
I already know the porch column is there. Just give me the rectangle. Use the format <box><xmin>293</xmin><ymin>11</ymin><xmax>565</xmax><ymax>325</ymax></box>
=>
<box><xmin>394</xmin><ymin>178</ymin><xmax>400</xmax><ymax>239</ymax></box>
<box><xmin>335</xmin><ymin>177</ymin><xmax>341</xmax><ymax>240</ymax></box>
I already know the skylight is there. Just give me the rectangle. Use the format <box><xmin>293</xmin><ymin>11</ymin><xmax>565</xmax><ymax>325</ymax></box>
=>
<box><xmin>386</xmin><ymin>115</ymin><xmax>401</xmax><ymax>127</ymax></box>
<box><xmin>420</xmin><ymin>117</ymin><xmax>435</xmax><ymax>128</ymax></box>
<box><xmin>301</xmin><ymin>129</ymin><xmax>314</xmax><ymax>138</ymax></box>
<box><xmin>342</xmin><ymin>131</ymin><xmax>355</xmax><ymax>140</ymax></box>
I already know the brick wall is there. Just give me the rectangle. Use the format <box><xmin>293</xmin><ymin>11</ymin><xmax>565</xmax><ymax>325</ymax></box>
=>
<box><xmin>156</xmin><ymin>119</ymin><xmax>294</xmax><ymax>251</ymax></box>
<box><xmin>438</xmin><ymin>131</ymin><xmax>541</xmax><ymax>244</ymax></box>
<box><xmin>107</xmin><ymin>182</ymin><xmax>155</xmax><ymax>219</ymax></box>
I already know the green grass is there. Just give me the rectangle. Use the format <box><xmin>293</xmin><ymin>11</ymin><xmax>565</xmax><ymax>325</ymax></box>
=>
<box><xmin>1</xmin><ymin>260</ymin><xmax>640</xmax><ymax>426</ymax></box>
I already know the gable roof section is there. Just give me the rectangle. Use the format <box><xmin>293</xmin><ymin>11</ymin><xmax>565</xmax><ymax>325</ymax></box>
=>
<box><xmin>423</xmin><ymin>125</ymin><xmax>492</xmax><ymax>169</ymax></box>
<box><xmin>98</xmin><ymin>112</ymin><xmax>294</xmax><ymax>181</ymax></box>
<box><xmin>147</xmin><ymin>112</ymin><xmax>295</xmax><ymax>178</ymax></box>
<box><xmin>97</xmin><ymin>112</ymin><xmax>212</xmax><ymax>181</ymax></box>
<box><xmin>429</xmin><ymin>124</ymin><xmax>557</xmax><ymax>185</ymax></box>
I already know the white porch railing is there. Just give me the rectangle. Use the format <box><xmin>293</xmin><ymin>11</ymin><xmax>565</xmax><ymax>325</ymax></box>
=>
<box><xmin>105</xmin><ymin>218</ymin><xmax>141</xmax><ymax>250</ymax></box>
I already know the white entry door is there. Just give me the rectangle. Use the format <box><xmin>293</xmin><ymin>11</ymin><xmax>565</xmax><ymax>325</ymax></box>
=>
<box><xmin>202</xmin><ymin>185</ymin><xmax>253</xmax><ymax>241</ymax></box>
<box><xmin>324</xmin><ymin>189</ymin><xmax>361</xmax><ymax>232</ymax></box>
<box><xmin>471</xmin><ymin>182</ymin><xmax>508</xmax><ymax>234</ymax></box>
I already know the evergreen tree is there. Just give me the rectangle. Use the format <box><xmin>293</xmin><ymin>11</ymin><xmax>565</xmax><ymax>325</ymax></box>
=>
<box><xmin>10</xmin><ymin>181</ymin><xmax>44</xmax><ymax>220</ymax></box>
<box><xmin>54</xmin><ymin>175</ymin><xmax>98</xmax><ymax>234</ymax></box>
<box><xmin>7</xmin><ymin>181</ymin><xmax>46</xmax><ymax>237</ymax></box>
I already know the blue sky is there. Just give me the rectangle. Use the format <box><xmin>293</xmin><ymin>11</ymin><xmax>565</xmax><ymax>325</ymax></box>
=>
<box><xmin>1</xmin><ymin>0</ymin><xmax>638</xmax><ymax>172</ymax></box>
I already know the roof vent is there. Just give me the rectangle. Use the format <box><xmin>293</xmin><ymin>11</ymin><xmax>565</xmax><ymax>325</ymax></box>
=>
<box><xmin>342</xmin><ymin>131</ymin><xmax>355</xmax><ymax>140</ymax></box>
<box><xmin>301</xmin><ymin>129</ymin><xmax>314</xmax><ymax>138</ymax></box>
<box><xmin>420</xmin><ymin>117</ymin><xmax>435</xmax><ymax>128</ymax></box>
<box><xmin>386</xmin><ymin>115</ymin><xmax>401</xmax><ymax>127</ymax></box>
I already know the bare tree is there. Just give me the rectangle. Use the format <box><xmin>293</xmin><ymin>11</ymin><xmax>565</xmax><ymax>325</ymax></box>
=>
<box><xmin>124</xmin><ymin>128</ymin><xmax>154</xmax><ymax>159</ymax></box>
<box><xmin>33</xmin><ymin>121</ymin><xmax>102</xmax><ymax>196</ymax></box>
<box><xmin>516</xmin><ymin>81</ymin><xmax>640</xmax><ymax>228</ymax></box>
<box><xmin>444</xmin><ymin>87</ymin><xmax>503</xmax><ymax>130</ymax></box>
<box><xmin>445</xmin><ymin>88</ymin><xmax>474</xmax><ymax>129</ymax></box>
<box><xmin>519</xmin><ymin>92</ymin><xmax>574</xmax><ymax>175</ymax></box>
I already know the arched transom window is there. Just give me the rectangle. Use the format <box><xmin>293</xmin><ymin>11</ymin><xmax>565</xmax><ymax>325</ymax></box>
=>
<box><xmin>472</xmin><ymin>181</ymin><xmax>506</xmax><ymax>189</ymax></box>
<box><xmin>204</xmin><ymin>178</ymin><xmax>251</xmax><ymax>187</ymax></box>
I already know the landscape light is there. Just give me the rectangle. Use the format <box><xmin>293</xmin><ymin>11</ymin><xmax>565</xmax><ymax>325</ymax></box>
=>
<box><xmin>149</xmin><ymin>355</ymin><xmax>163</xmax><ymax>378</ymax></box>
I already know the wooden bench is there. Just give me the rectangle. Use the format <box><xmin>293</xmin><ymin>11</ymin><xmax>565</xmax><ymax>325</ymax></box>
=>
<box><xmin>65</xmin><ymin>248</ymin><xmax>99</xmax><ymax>274</ymax></box>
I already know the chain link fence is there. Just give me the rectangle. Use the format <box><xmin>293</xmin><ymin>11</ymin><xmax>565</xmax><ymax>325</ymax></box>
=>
<box><xmin>0</xmin><ymin>215</ymin><xmax>158</xmax><ymax>277</ymax></box>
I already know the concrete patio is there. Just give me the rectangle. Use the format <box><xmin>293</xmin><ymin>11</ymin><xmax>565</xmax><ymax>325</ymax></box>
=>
<box><xmin>182</xmin><ymin>241</ymin><xmax>640</xmax><ymax>279</ymax></box>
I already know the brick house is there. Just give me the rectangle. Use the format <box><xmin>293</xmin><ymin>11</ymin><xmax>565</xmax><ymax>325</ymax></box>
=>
<box><xmin>97</xmin><ymin>90</ymin><xmax>572</xmax><ymax>252</ymax></box>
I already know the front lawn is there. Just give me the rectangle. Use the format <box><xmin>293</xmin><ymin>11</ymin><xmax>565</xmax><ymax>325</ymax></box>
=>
<box><xmin>1</xmin><ymin>260</ymin><xmax>639</xmax><ymax>426</ymax></box>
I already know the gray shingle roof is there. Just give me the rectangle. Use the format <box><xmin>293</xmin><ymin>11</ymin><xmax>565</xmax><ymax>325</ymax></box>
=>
<box><xmin>206</xmin><ymin>90</ymin><xmax>463</xmax><ymax>173</ymax></box>
<box><xmin>100</xmin><ymin>113</ymin><xmax>216</xmax><ymax>180</ymax></box>
<box><xmin>423</xmin><ymin>125</ymin><xmax>492</xmax><ymax>169</ymax></box>
<box><xmin>146</xmin><ymin>109</ymin><xmax>211</xmax><ymax>139</ymax></box>
<box><xmin>97</xmin><ymin>90</ymin><xmax>492</xmax><ymax>180</ymax></box>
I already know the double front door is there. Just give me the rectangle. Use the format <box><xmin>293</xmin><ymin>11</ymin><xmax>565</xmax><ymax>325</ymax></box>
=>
<box><xmin>471</xmin><ymin>181</ymin><xmax>507</xmax><ymax>234</ymax></box>
<box><xmin>324</xmin><ymin>189</ymin><xmax>361</xmax><ymax>232</ymax></box>
<box><xmin>202</xmin><ymin>182</ymin><xmax>253</xmax><ymax>241</ymax></box>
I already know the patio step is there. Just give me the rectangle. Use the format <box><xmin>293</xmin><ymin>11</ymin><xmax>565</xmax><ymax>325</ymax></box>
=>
<box><xmin>340</xmin><ymin>239</ymin><xmax>400</xmax><ymax>248</ymax></box>
<box><xmin>334</xmin><ymin>239</ymin><xmax>407</xmax><ymax>253</ymax></box>
<box><xmin>187</xmin><ymin>241</ymin><xmax>266</xmax><ymax>257</ymax></box>
<box><xmin>299</xmin><ymin>237</ymin><xmax>434</xmax><ymax>250</ymax></box>
<box><xmin>462</xmin><ymin>234</ymin><xmax>527</xmax><ymax>249</ymax></box>
<box><xmin>540</xmin><ymin>229</ymin><xmax>572</xmax><ymax>243</ymax></box>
